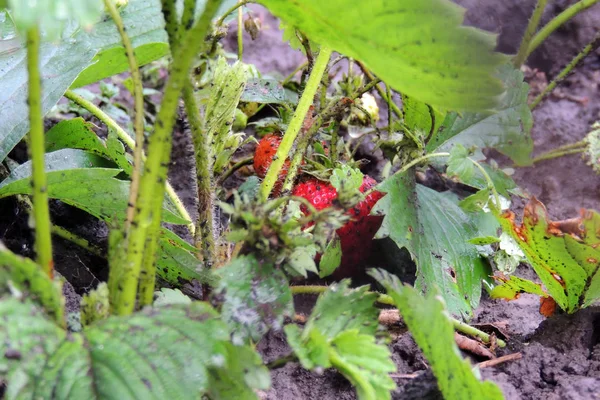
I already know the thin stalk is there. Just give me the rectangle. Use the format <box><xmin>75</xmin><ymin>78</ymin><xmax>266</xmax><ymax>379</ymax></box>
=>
<box><xmin>215</xmin><ymin>0</ymin><xmax>250</xmax><ymax>26</ymax></box>
<box><xmin>290</xmin><ymin>285</ymin><xmax>506</xmax><ymax>347</ymax></box>
<box><xmin>527</xmin><ymin>0</ymin><xmax>600</xmax><ymax>57</ymax></box>
<box><xmin>110</xmin><ymin>0</ymin><xmax>223</xmax><ymax>315</ymax></box>
<box><xmin>386</xmin><ymin>84</ymin><xmax>392</xmax><ymax>136</ymax></box>
<box><xmin>530</xmin><ymin>31</ymin><xmax>600</xmax><ymax>110</ymax></box>
<box><xmin>26</xmin><ymin>27</ymin><xmax>53</xmax><ymax>277</ymax></box>
<box><xmin>282</xmin><ymin>61</ymin><xmax>309</xmax><ymax>85</ymax></box>
<box><xmin>513</xmin><ymin>0</ymin><xmax>548</xmax><ymax>68</ymax></box>
<box><xmin>267</xmin><ymin>353</ymin><xmax>298</xmax><ymax>370</ymax></box>
<box><xmin>237</xmin><ymin>1</ymin><xmax>243</xmax><ymax>60</ymax></box>
<box><xmin>182</xmin><ymin>0</ymin><xmax>196</xmax><ymax>30</ymax></box>
<box><xmin>103</xmin><ymin>0</ymin><xmax>146</xmax><ymax>230</ymax></box>
<box><xmin>531</xmin><ymin>147</ymin><xmax>586</xmax><ymax>163</ymax></box>
<box><xmin>217</xmin><ymin>156</ymin><xmax>253</xmax><ymax>184</ymax></box>
<box><xmin>470</xmin><ymin>158</ymin><xmax>501</xmax><ymax>211</ymax></box>
<box><xmin>64</xmin><ymin>90</ymin><xmax>194</xmax><ymax>234</ymax></box>
<box><xmin>161</xmin><ymin>0</ymin><xmax>179</xmax><ymax>46</ymax></box>
<box><xmin>259</xmin><ymin>46</ymin><xmax>333</xmax><ymax>201</ymax></box>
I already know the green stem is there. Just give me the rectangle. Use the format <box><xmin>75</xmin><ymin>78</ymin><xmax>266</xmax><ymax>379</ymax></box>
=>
<box><xmin>103</xmin><ymin>0</ymin><xmax>146</xmax><ymax>231</ymax></box>
<box><xmin>237</xmin><ymin>1</ymin><xmax>243</xmax><ymax>61</ymax></box>
<box><xmin>530</xmin><ymin>31</ymin><xmax>600</xmax><ymax>110</ymax></box>
<box><xmin>513</xmin><ymin>0</ymin><xmax>548</xmax><ymax>68</ymax></box>
<box><xmin>182</xmin><ymin>0</ymin><xmax>196</xmax><ymax>30</ymax></box>
<box><xmin>266</xmin><ymin>352</ymin><xmax>298</xmax><ymax>370</ymax></box>
<box><xmin>259</xmin><ymin>46</ymin><xmax>333</xmax><ymax>201</ymax></box>
<box><xmin>290</xmin><ymin>285</ymin><xmax>506</xmax><ymax>347</ymax></box>
<box><xmin>216</xmin><ymin>156</ymin><xmax>253</xmax><ymax>184</ymax></box>
<box><xmin>531</xmin><ymin>147</ymin><xmax>586</xmax><ymax>163</ymax></box>
<box><xmin>282</xmin><ymin>61</ymin><xmax>309</xmax><ymax>85</ymax></box>
<box><xmin>110</xmin><ymin>0</ymin><xmax>223</xmax><ymax>315</ymax></box>
<box><xmin>469</xmin><ymin>158</ymin><xmax>501</xmax><ymax>211</ymax></box>
<box><xmin>184</xmin><ymin>85</ymin><xmax>217</xmax><ymax>268</ymax></box>
<box><xmin>63</xmin><ymin>90</ymin><xmax>194</xmax><ymax>234</ymax></box>
<box><xmin>527</xmin><ymin>0</ymin><xmax>600</xmax><ymax>57</ymax></box>
<box><xmin>26</xmin><ymin>27</ymin><xmax>53</xmax><ymax>277</ymax></box>
<box><xmin>215</xmin><ymin>0</ymin><xmax>250</xmax><ymax>26</ymax></box>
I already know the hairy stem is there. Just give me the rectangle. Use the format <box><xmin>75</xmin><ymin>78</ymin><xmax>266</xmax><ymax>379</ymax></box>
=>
<box><xmin>103</xmin><ymin>0</ymin><xmax>146</xmax><ymax>230</ymax></box>
<box><xmin>26</xmin><ymin>27</ymin><xmax>53</xmax><ymax>277</ymax></box>
<box><xmin>527</xmin><ymin>0</ymin><xmax>600</xmax><ymax>57</ymax></box>
<box><xmin>513</xmin><ymin>0</ymin><xmax>548</xmax><ymax>68</ymax></box>
<box><xmin>63</xmin><ymin>90</ymin><xmax>194</xmax><ymax>234</ymax></box>
<box><xmin>530</xmin><ymin>31</ymin><xmax>600</xmax><ymax>110</ymax></box>
<box><xmin>290</xmin><ymin>285</ymin><xmax>506</xmax><ymax>347</ymax></box>
<box><xmin>110</xmin><ymin>0</ymin><xmax>223</xmax><ymax>315</ymax></box>
<box><xmin>267</xmin><ymin>352</ymin><xmax>298</xmax><ymax>370</ymax></box>
<box><xmin>531</xmin><ymin>146</ymin><xmax>586</xmax><ymax>164</ymax></box>
<box><xmin>215</xmin><ymin>0</ymin><xmax>250</xmax><ymax>26</ymax></box>
<box><xmin>216</xmin><ymin>156</ymin><xmax>253</xmax><ymax>184</ymax></box>
<box><xmin>259</xmin><ymin>46</ymin><xmax>333</xmax><ymax>201</ymax></box>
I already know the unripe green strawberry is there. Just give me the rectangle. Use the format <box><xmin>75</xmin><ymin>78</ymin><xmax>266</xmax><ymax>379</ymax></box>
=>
<box><xmin>292</xmin><ymin>175</ymin><xmax>384</xmax><ymax>278</ymax></box>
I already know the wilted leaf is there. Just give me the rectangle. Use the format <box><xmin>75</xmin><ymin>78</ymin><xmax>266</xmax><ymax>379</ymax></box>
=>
<box><xmin>426</xmin><ymin>64</ymin><xmax>533</xmax><ymax>166</ymax></box>
<box><xmin>259</xmin><ymin>0</ymin><xmax>507</xmax><ymax>111</ymax></box>
<box><xmin>490</xmin><ymin>275</ymin><xmax>546</xmax><ymax>300</ymax></box>
<box><xmin>499</xmin><ymin>198</ymin><xmax>600</xmax><ymax>312</ymax></box>
<box><xmin>284</xmin><ymin>281</ymin><xmax>395</xmax><ymax>400</ymax></box>
<box><xmin>373</xmin><ymin>171</ymin><xmax>490</xmax><ymax>317</ymax></box>
<box><xmin>0</xmin><ymin>298</ymin><xmax>269</xmax><ymax>399</ymax></box>
<box><xmin>214</xmin><ymin>255</ymin><xmax>293</xmax><ymax>344</ymax></box>
<box><xmin>371</xmin><ymin>269</ymin><xmax>504</xmax><ymax>400</ymax></box>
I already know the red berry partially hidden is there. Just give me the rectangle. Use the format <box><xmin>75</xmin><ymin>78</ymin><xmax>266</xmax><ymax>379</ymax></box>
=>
<box><xmin>253</xmin><ymin>134</ymin><xmax>290</xmax><ymax>196</ymax></box>
<box><xmin>292</xmin><ymin>175</ymin><xmax>384</xmax><ymax>278</ymax></box>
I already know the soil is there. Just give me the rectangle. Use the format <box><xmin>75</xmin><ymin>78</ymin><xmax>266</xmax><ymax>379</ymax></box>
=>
<box><xmin>1</xmin><ymin>1</ymin><xmax>599</xmax><ymax>399</ymax></box>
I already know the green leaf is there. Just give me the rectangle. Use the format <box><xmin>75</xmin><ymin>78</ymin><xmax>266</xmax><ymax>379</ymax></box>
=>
<box><xmin>402</xmin><ymin>94</ymin><xmax>445</xmax><ymax>138</ymax></box>
<box><xmin>0</xmin><ymin>0</ymin><xmax>168</xmax><ymax>163</ymax></box>
<box><xmin>319</xmin><ymin>236</ymin><xmax>342</xmax><ymax>278</ymax></box>
<box><xmin>467</xmin><ymin>236</ymin><xmax>500</xmax><ymax>245</ymax></box>
<box><xmin>499</xmin><ymin>198</ymin><xmax>600</xmax><ymax>312</ymax></box>
<box><xmin>373</xmin><ymin>171</ymin><xmax>490</xmax><ymax>317</ymax></box>
<box><xmin>447</xmin><ymin>144</ymin><xmax>475</xmax><ymax>182</ymax></box>
<box><xmin>286</xmin><ymin>246</ymin><xmax>318</xmax><ymax>277</ymax></box>
<box><xmin>371</xmin><ymin>269</ymin><xmax>504</xmax><ymax>400</ymax></box>
<box><xmin>284</xmin><ymin>282</ymin><xmax>395</xmax><ymax>400</ymax></box>
<box><xmin>456</xmin><ymin>162</ymin><xmax>518</xmax><ymax>198</ymax></box>
<box><xmin>0</xmin><ymin>298</ymin><xmax>269</xmax><ymax>399</ymax></box>
<box><xmin>241</xmin><ymin>78</ymin><xmax>298</xmax><ymax>104</ymax></box>
<box><xmin>80</xmin><ymin>282</ymin><xmax>109</xmax><ymax>325</ymax></box>
<box><xmin>259</xmin><ymin>0</ymin><xmax>507</xmax><ymax>111</ymax></box>
<box><xmin>153</xmin><ymin>288</ymin><xmax>192</xmax><ymax>307</ymax></box>
<box><xmin>0</xmin><ymin>244</ymin><xmax>64</xmax><ymax>325</ymax></box>
<box><xmin>426</xmin><ymin>64</ymin><xmax>533</xmax><ymax>166</ymax></box>
<box><xmin>0</xmin><ymin>164</ymin><xmax>187</xmax><ymax>225</ymax></box>
<box><xmin>45</xmin><ymin>118</ymin><xmax>109</xmax><ymax>156</ymax></box>
<box><xmin>490</xmin><ymin>275</ymin><xmax>546</xmax><ymax>300</ymax></box>
<box><xmin>214</xmin><ymin>255</ymin><xmax>293</xmax><ymax>344</ymax></box>
<box><xmin>8</xmin><ymin>0</ymin><xmax>103</xmax><ymax>37</ymax></box>
<box><xmin>72</xmin><ymin>43</ymin><xmax>169</xmax><ymax>88</ymax></box>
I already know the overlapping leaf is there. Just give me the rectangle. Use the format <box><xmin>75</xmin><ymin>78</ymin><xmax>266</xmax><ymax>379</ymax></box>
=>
<box><xmin>499</xmin><ymin>198</ymin><xmax>600</xmax><ymax>312</ymax></box>
<box><xmin>426</xmin><ymin>65</ymin><xmax>533</xmax><ymax>166</ymax></box>
<box><xmin>0</xmin><ymin>298</ymin><xmax>269</xmax><ymax>399</ymax></box>
<box><xmin>284</xmin><ymin>281</ymin><xmax>395</xmax><ymax>400</ymax></box>
<box><xmin>259</xmin><ymin>0</ymin><xmax>507</xmax><ymax>111</ymax></box>
<box><xmin>373</xmin><ymin>171</ymin><xmax>490</xmax><ymax>318</ymax></box>
<box><xmin>372</xmin><ymin>269</ymin><xmax>504</xmax><ymax>400</ymax></box>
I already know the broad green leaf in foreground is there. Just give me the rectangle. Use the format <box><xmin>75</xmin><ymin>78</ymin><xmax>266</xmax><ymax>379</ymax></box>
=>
<box><xmin>426</xmin><ymin>65</ymin><xmax>533</xmax><ymax>166</ymax></box>
<box><xmin>0</xmin><ymin>0</ymin><xmax>168</xmax><ymax>162</ymax></box>
<box><xmin>371</xmin><ymin>269</ymin><xmax>504</xmax><ymax>400</ymax></box>
<box><xmin>0</xmin><ymin>298</ymin><xmax>269</xmax><ymax>399</ymax></box>
<box><xmin>214</xmin><ymin>255</ymin><xmax>293</xmax><ymax>344</ymax></box>
<box><xmin>373</xmin><ymin>171</ymin><xmax>490</xmax><ymax>318</ymax></box>
<box><xmin>0</xmin><ymin>244</ymin><xmax>64</xmax><ymax>325</ymax></box>
<box><xmin>284</xmin><ymin>281</ymin><xmax>395</xmax><ymax>400</ymax></box>
<box><xmin>499</xmin><ymin>198</ymin><xmax>600</xmax><ymax>312</ymax></box>
<box><xmin>259</xmin><ymin>0</ymin><xmax>507</xmax><ymax>111</ymax></box>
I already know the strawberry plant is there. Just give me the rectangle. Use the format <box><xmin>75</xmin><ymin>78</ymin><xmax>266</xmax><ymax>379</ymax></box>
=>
<box><xmin>0</xmin><ymin>0</ymin><xmax>599</xmax><ymax>399</ymax></box>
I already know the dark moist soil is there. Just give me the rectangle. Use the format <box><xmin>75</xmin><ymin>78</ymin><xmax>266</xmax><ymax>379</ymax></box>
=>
<box><xmin>0</xmin><ymin>1</ymin><xmax>599</xmax><ymax>399</ymax></box>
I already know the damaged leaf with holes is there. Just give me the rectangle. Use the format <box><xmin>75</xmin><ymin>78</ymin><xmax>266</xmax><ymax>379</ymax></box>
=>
<box><xmin>284</xmin><ymin>281</ymin><xmax>396</xmax><ymax>400</ymax></box>
<box><xmin>499</xmin><ymin>197</ymin><xmax>600</xmax><ymax>312</ymax></box>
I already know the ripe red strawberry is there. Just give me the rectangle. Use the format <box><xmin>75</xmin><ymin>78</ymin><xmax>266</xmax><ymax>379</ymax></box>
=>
<box><xmin>253</xmin><ymin>134</ymin><xmax>289</xmax><ymax>196</ymax></box>
<box><xmin>292</xmin><ymin>175</ymin><xmax>384</xmax><ymax>278</ymax></box>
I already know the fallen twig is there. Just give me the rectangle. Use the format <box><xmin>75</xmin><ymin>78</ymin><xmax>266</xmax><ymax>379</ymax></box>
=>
<box><xmin>477</xmin><ymin>352</ymin><xmax>523</xmax><ymax>369</ymax></box>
